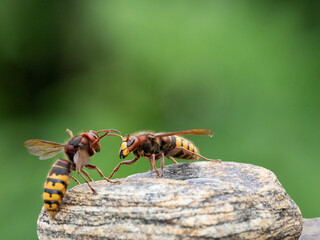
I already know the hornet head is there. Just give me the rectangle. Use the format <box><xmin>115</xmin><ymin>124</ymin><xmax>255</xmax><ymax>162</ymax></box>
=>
<box><xmin>119</xmin><ymin>134</ymin><xmax>139</xmax><ymax>159</ymax></box>
<box><xmin>81</xmin><ymin>129</ymin><xmax>121</xmax><ymax>154</ymax></box>
<box><xmin>81</xmin><ymin>130</ymin><xmax>101</xmax><ymax>153</ymax></box>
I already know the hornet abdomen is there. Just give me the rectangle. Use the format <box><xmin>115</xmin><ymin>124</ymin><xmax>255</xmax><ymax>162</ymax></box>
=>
<box><xmin>161</xmin><ymin>136</ymin><xmax>199</xmax><ymax>160</ymax></box>
<box><xmin>43</xmin><ymin>159</ymin><xmax>71</xmax><ymax>218</ymax></box>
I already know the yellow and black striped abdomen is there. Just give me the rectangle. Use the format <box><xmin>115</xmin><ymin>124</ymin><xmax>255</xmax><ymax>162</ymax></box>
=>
<box><xmin>163</xmin><ymin>136</ymin><xmax>199</xmax><ymax>160</ymax></box>
<box><xmin>43</xmin><ymin>159</ymin><xmax>71</xmax><ymax>218</ymax></box>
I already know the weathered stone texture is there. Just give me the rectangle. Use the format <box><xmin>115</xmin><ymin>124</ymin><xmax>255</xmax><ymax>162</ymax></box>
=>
<box><xmin>299</xmin><ymin>218</ymin><xmax>320</xmax><ymax>240</ymax></box>
<box><xmin>37</xmin><ymin>161</ymin><xmax>303</xmax><ymax>239</ymax></box>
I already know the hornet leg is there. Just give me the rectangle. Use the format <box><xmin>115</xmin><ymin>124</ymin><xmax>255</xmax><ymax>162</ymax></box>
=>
<box><xmin>70</xmin><ymin>175</ymin><xmax>81</xmax><ymax>185</ymax></box>
<box><xmin>160</xmin><ymin>153</ymin><xmax>165</xmax><ymax>177</ymax></box>
<box><xmin>78</xmin><ymin>171</ymin><xmax>97</xmax><ymax>194</ymax></box>
<box><xmin>66</xmin><ymin>129</ymin><xmax>74</xmax><ymax>138</ymax></box>
<box><xmin>148</xmin><ymin>158</ymin><xmax>153</xmax><ymax>171</ymax></box>
<box><xmin>168</xmin><ymin>156</ymin><xmax>178</xmax><ymax>164</ymax></box>
<box><xmin>173</xmin><ymin>147</ymin><xmax>221</xmax><ymax>162</ymax></box>
<box><xmin>81</xmin><ymin>169</ymin><xmax>94</xmax><ymax>182</ymax></box>
<box><xmin>86</xmin><ymin>164</ymin><xmax>120</xmax><ymax>184</ymax></box>
<box><xmin>150</xmin><ymin>154</ymin><xmax>160</xmax><ymax>177</ymax></box>
<box><xmin>108</xmin><ymin>156</ymin><xmax>139</xmax><ymax>179</ymax></box>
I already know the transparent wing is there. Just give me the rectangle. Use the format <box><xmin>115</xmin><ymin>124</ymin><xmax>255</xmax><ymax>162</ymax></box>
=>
<box><xmin>74</xmin><ymin>148</ymin><xmax>91</xmax><ymax>173</ymax></box>
<box><xmin>154</xmin><ymin>129</ymin><xmax>213</xmax><ymax>138</ymax></box>
<box><xmin>24</xmin><ymin>139</ymin><xmax>65</xmax><ymax>160</ymax></box>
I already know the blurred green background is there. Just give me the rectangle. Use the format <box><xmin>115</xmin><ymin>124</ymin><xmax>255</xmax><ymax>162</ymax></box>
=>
<box><xmin>1</xmin><ymin>1</ymin><xmax>319</xmax><ymax>239</ymax></box>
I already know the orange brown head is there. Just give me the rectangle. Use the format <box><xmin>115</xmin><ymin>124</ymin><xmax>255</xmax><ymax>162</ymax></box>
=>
<box><xmin>81</xmin><ymin>130</ymin><xmax>101</xmax><ymax>153</ymax></box>
<box><xmin>81</xmin><ymin>129</ymin><xmax>121</xmax><ymax>154</ymax></box>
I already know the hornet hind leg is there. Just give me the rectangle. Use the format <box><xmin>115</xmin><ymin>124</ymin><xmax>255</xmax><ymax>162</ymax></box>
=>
<box><xmin>167</xmin><ymin>147</ymin><xmax>221</xmax><ymax>162</ymax></box>
<box><xmin>168</xmin><ymin>156</ymin><xmax>178</xmax><ymax>164</ymax></box>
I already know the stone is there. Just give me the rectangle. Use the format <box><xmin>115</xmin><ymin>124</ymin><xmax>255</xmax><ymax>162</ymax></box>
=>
<box><xmin>37</xmin><ymin>161</ymin><xmax>303</xmax><ymax>239</ymax></box>
<box><xmin>299</xmin><ymin>218</ymin><xmax>320</xmax><ymax>240</ymax></box>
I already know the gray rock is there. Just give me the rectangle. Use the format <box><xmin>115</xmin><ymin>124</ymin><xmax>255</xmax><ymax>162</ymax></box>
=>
<box><xmin>299</xmin><ymin>218</ymin><xmax>320</xmax><ymax>240</ymax></box>
<box><xmin>37</xmin><ymin>161</ymin><xmax>303</xmax><ymax>239</ymax></box>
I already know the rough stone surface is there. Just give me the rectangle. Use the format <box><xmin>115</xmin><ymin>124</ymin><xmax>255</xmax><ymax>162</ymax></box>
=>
<box><xmin>37</xmin><ymin>161</ymin><xmax>303</xmax><ymax>239</ymax></box>
<box><xmin>299</xmin><ymin>218</ymin><xmax>320</xmax><ymax>240</ymax></box>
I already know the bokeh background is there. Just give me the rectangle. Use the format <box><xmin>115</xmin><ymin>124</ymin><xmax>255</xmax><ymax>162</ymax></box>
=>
<box><xmin>1</xmin><ymin>1</ymin><xmax>319</xmax><ymax>239</ymax></box>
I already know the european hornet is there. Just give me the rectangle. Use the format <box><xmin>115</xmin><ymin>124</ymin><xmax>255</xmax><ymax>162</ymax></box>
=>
<box><xmin>108</xmin><ymin>129</ymin><xmax>221</xmax><ymax>179</ymax></box>
<box><xmin>24</xmin><ymin>129</ymin><xmax>120</xmax><ymax>218</ymax></box>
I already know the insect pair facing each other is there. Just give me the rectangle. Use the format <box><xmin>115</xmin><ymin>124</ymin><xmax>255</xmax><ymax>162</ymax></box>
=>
<box><xmin>108</xmin><ymin>129</ymin><xmax>221</xmax><ymax>179</ymax></box>
<box><xmin>24</xmin><ymin>129</ymin><xmax>121</xmax><ymax>218</ymax></box>
<box><xmin>25</xmin><ymin>128</ymin><xmax>220</xmax><ymax>218</ymax></box>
